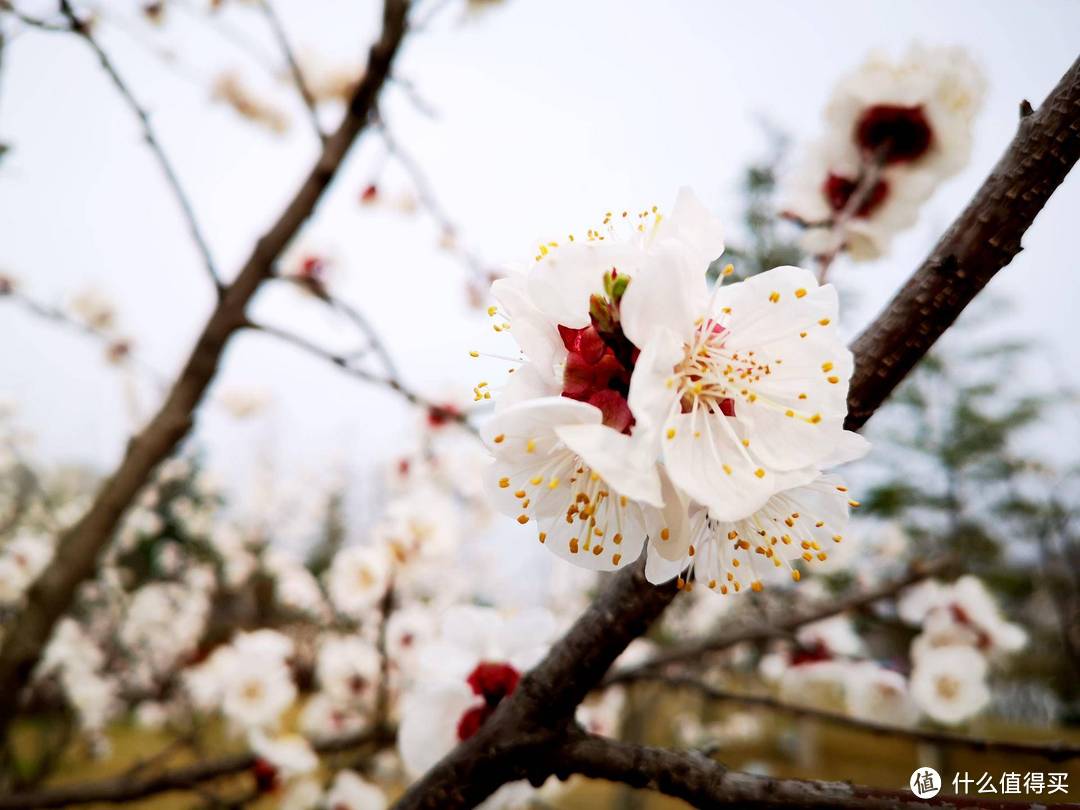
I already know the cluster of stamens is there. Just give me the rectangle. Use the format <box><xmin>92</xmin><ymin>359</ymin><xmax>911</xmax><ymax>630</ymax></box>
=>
<box><xmin>673</xmin><ymin>483</ymin><xmax>860</xmax><ymax>594</ymax></box>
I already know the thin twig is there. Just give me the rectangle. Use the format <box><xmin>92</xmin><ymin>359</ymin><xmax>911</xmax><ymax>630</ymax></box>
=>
<box><xmin>0</xmin><ymin>726</ymin><xmax>390</xmax><ymax>810</ymax></box>
<box><xmin>57</xmin><ymin>0</ymin><xmax>223</xmax><ymax>292</ymax></box>
<box><xmin>244</xmin><ymin>318</ymin><xmax>477</xmax><ymax>434</ymax></box>
<box><xmin>257</xmin><ymin>0</ymin><xmax>325</xmax><ymax>143</ymax></box>
<box><xmin>605</xmin><ymin>558</ymin><xmax>949</xmax><ymax>683</ymax></box>
<box><xmin>625</xmin><ymin>674</ymin><xmax>1080</xmax><ymax>763</ymax></box>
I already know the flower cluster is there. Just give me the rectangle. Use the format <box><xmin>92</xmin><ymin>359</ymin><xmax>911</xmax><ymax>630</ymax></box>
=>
<box><xmin>479</xmin><ymin>189</ymin><xmax>867</xmax><ymax>594</ymax></box>
<box><xmin>756</xmin><ymin>574</ymin><xmax>1027</xmax><ymax>728</ymax></box>
<box><xmin>780</xmin><ymin>44</ymin><xmax>985</xmax><ymax>261</ymax></box>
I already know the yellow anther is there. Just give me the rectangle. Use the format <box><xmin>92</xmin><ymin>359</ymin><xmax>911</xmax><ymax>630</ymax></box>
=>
<box><xmin>795</xmin><ymin>288</ymin><xmax>807</xmax><ymax>298</ymax></box>
<box><xmin>722</xmin><ymin>264</ymin><xmax>734</xmax><ymax>276</ymax></box>
<box><xmin>722</xmin><ymin>464</ymin><xmax>732</xmax><ymax>475</ymax></box>
<box><xmin>469</xmin><ymin>350</ymin><xmax>479</xmax><ymax>358</ymax></box>
<box><xmin>517</xmin><ymin>515</ymin><xmax>529</xmax><ymax>524</ymax></box>
<box><xmin>514</xmin><ymin>489</ymin><xmax>526</xmax><ymax>499</ymax></box>
<box><xmin>538</xmin><ymin>532</ymin><xmax>547</xmax><ymax>543</ymax></box>
<box><xmin>612</xmin><ymin>553</ymin><xmax>622</xmax><ymax>565</ymax></box>
<box><xmin>525</xmin><ymin>438</ymin><xmax>537</xmax><ymax>453</ymax></box>
<box><xmin>819</xmin><ymin>318</ymin><xmax>831</xmax><ymax>326</ymax></box>
<box><xmin>666</xmin><ymin>428</ymin><xmax>676</xmax><ymax>440</ymax></box>
<box><xmin>791</xmin><ymin>570</ymin><xmax>801</xmax><ymax>582</ymax></box>
<box><xmin>613</xmin><ymin>533</ymin><xmax>623</xmax><ymax>545</ymax></box>
<box><xmin>494</xmin><ymin>433</ymin><xmax>505</xmax><ymax>444</ymax></box>
<box><xmin>498</xmin><ymin>477</ymin><xmax>510</xmax><ymax>488</ymax></box>
<box><xmin>768</xmin><ymin>291</ymin><xmax>780</xmax><ymax>303</ymax></box>
<box><xmin>487</xmin><ymin>305</ymin><xmax>498</xmax><ymax>316</ymax></box>
<box><xmin>754</xmin><ymin>468</ymin><xmax>765</xmax><ymax>478</ymax></box>
<box><xmin>660</xmin><ymin>528</ymin><xmax>670</xmax><ymax>541</ymax></box>
<box><xmin>821</xmin><ymin>361</ymin><xmax>834</xmax><ymax>372</ymax></box>
<box><xmin>827</xmin><ymin>376</ymin><xmax>839</xmax><ymax>384</ymax></box>
<box><xmin>548</xmin><ymin>477</ymin><xmax>560</xmax><ymax>489</ymax></box>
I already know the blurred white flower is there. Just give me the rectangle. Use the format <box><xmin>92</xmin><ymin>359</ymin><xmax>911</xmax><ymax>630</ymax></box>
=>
<box><xmin>265</xmin><ymin>550</ymin><xmax>326</xmax><ymax>616</ymax></box>
<box><xmin>69</xmin><ymin>287</ymin><xmax>117</xmax><ymax>331</ymax></box>
<box><xmin>217</xmin><ymin>386</ymin><xmax>271</xmax><ymax>419</ymax></box>
<box><xmin>778</xmin><ymin>660</ymin><xmax>850</xmax><ymax>713</ymax></box>
<box><xmin>0</xmin><ymin>531</ymin><xmax>53</xmax><ymax>605</ymax></box>
<box><xmin>325</xmin><ymin>770</ymin><xmax>388</xmax><ymax>810</ymax></box>
<box><xmin>325</xmin><ymin>544</ymin><xmax>392</xmax><ymax>618</ymax></box>
<box><xmin>299</xmin><ymin>692</ymin><xmax>367</xmax><ymax>740</ymax></box>
<box><xmin>910</xmin><ymin>645</ymin><xmax>990</xmax><ymax>725</ymax></box>
<box><xmin>845</xmin><ymin>664</ymin><xmax>918</xmax><ymax>727</ymax></box>
<box><xmin>398</xmin><ymin>605</ymin><xmax>555</xmax><ymax>776</ymax></box>
<box><xmin>249</xmin><ymin>729</ymin><xmax>318</xmax><ymax>780</ymax></box>
<box><xmin>316</xmin><ymin>635</ymin><xmax>381</xmax><ymax>709</ymax></box>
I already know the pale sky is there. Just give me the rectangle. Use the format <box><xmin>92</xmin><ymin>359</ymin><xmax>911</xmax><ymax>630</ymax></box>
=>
<box><xmin>1</xmin><ymin>0</ymin><xmax>1078</xmax><ymax>531</ymax></box>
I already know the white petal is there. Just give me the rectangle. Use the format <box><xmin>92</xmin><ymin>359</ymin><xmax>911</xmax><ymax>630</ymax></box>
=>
<box><xmin>491</xmin><ymin>274</ymin><xmax>564</xmax><ymax>385</ymax></box>
<box><xmin>555</xmin><ymin>423</ymin><xmax>662</xmax><ymax>507</ymax></box>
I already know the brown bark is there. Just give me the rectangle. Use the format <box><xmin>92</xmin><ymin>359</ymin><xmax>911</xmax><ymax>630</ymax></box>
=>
<box><xmin>0</xmin><ymin>0</ymin><xmax>410</xmax><ymax>744</ymax></box>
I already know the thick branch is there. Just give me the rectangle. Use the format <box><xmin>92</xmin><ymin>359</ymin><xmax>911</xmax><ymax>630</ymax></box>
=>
<box><xmin>391</xmin><ymin>54</ymin><xmax>1080</xmax><ymax>810</ymax></box>
<box><xmin>0</xmin><ymin>727</ymin><xmax>387</xmax><ymax>810</ymax></box>
<box><xmin>845</xmin><ymin>54</ymin><xmax>1080</xmax><ymax>430</ymax></box>
<box><xmin>556</xmin><ymin>733</ymin><xmax>1053</xmax><ymax>810</ymax></box>
<box><xmin>621</xmin><ymin>675</ymin><xmax>1080</xmax><ymax>763</ymax></box>
<box><xmin>0</xmin><ymin>0</ymin><xmax>410</xmax><ymax>746</ymax></box>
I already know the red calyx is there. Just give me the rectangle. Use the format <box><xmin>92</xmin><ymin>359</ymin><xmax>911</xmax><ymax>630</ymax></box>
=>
<box><xmin>456</xmin><ymin>662</ymin><xmax>521</xmax><ymax>741</ymax></box>
<box><xmin>361</xmin><ymin>183</ymin><xmax>379</xmax><ymax>203</ymax></box>
<box><xmin>790</xmin><ymin>641</ymin><xmax>832</xmax><ymax>666</ymax></box>
<box><xmin>558</xmin><ymin>323</ymin><xmax>637</xmax><ymax>434</ymax></box>
<box><xmin>427</xmin><ymin>403</ymin><xmax>459</xmax><ymax>427</ymax></box>
<box><xmin>823</xmin><ymin>173</ymin><xmax>889</xmax><ymax>218</ymax></box>
<box><xmin>854</xmin><ymin>104</ymin><xmax>933</xmax><ymax>164</ymax></box>
<box><xmin>252</xmin><ymin>759</ymin><xmax>279</xmax><ymax>793</ymax></box>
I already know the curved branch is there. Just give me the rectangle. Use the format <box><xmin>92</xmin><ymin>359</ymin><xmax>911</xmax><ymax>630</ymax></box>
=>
<box><xmin>618</xmin><ymin>675</ymin><xmax>1080</xmax><ymax>763</ymax></box>
<box><xmin>0</xmin><ymin>0</ymin><xmax>411</xmax><ymax>746</ymax></box>
<box><xmin>556</xmin><ymin>732</ymin><xmax>1051</xmax><ymax>810</ymax></box>
<box><xmin>391</xmin><ymin>54</ymin><xmax>1080</xmax><ymax>810</ymax></box>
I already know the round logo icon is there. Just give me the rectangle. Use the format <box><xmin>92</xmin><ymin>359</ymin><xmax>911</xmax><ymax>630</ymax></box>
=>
<box><xmin>911</xmin><ymin>767</ymin><xmax>942</xmax><ymax>799</ymax></box>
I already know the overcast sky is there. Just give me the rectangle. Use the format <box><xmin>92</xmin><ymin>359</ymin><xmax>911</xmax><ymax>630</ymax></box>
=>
<box><xmin>1</xmin><ymin>0</ymin><xmax>1078</xmax><ymax>530</ymax></box>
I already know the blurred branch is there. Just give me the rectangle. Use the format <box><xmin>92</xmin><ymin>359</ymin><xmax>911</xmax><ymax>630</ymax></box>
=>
<box><xmin>0</xmin><ymin>726</ymin><xmax>391</xmax><ymax>810</ymax></box>
<box><xmin>257</xmin><ymin>0</ymin><xmax>325</xmax><ymax>143</ymax></box>
<box><xmin>244</xmin><ymin>318</ymin><xmax>476</xmax><ymax>434</ymax></box>
<box><xmin>391</xmin><ymin>55</ymin><xmax>1080</xmax><ymax>810</ymax></box>
<box><xmin>0</xmin><ymin>286</ymin><xmax>166</xmax><ymax>385</ymax></box>
<box><xmin>0</xmin><ymin>0</ymin><xmax>411</xmax><ymax>749</ymax></box>
<box><xmin>0</xmin><ymin>2</ymin><xmax>67</xmax><ymax>32</ymax></box>
<box><xmin>57</xmin><ymin>0</ymin><xmax>224</xmax><ymax>293</ymax></box>
<box><xmin>554</xmin><ymin>732</ymin><xmax>1048</xmax><ymax>810</ymax></box>
<box><xmin>604</xmin><ymin>558</ymin><xmax>950</xmax><ymax>683</ymax></box>
<box><xmin>374</xmin><ymin>117</ymin><xmax>492</xmax><ymax>282</ymax></box>
<box><xmin>623</xmin><ymin>674</ymin><xmax>1080</xmax><ymax>763</ymax></box>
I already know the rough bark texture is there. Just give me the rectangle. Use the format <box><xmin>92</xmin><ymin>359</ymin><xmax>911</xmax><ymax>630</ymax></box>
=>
<box><xmin>557</xmin><ymin>734</ymin><xmax>1066</xmax><ymax>810</ymax></box>
<box><xmin>845</xmin><ymin>55</ymin><xmax>1080</xmax><ymax>431</ymax></box>
<box><xmin>391</xmin><ymin>54</ymin><xmax>1080</xmax><ymax>810</ymax></box>
<box><xmin>0</xmin><ymin>0</ymin><xmax>410</xmax><ymax>743</ymax></box>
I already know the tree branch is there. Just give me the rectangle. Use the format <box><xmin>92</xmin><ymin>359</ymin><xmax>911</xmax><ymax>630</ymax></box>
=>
<box><xmin>0</xmin><ymin>726</ymin><xmax>389</xmax><ymax>810</ymax></box>
<box><xmin>244</xmin><ymin>318</ymin><xmax>476</xmax><ymax>433</ymax></box>
<box><xmin>555</xmin><ymin>732</ymin><xmax>1052</xmax><ymax>810</ymax></box>
<box><xmin>844</xmin><ymin>54</ymin><xmax>1080</xmax><ymax>431</ymax></box>
<box><xmin>0</xmin><ymin>0</ymin><xmax>410</xmax><ymax>747</ymax></box>
<box><xmin>257</xmin><ymin>0</ymin><xmax>325</xmax><ymax>144</ymax></box>
<box><xmin>57</xmin><ymin>0</ymin><xmax>224</xmax><ymax>292</ymax></box>
<box><xmin>391</xmin><ymin>54</ymin><xmax>1080</xmax><ymax>810</ymax></box>
<box><xmin>619</xmin><ymin>674</ymin><xmax>1080</xmax><ymax>763</ymax></box>
<box><xmin>604</xmin><ymin>558</ymin><xmax>949</xmax><ymax>682</ymax></box>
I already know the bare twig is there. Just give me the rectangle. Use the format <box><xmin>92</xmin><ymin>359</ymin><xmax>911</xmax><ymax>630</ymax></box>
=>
<box><xmin>257</xmin><ymin>0</ymin><xmax>325</xmax><ymax>143</ymax></box>
<box><xmin>0</xmin><ymin>0</ymin><xmax>411</xmax><ymax>746</ymax></box>
<box><xmin>0</xmin><ymin>727</ymin><xmax>389</xmax><ymax>810</ymax></box>
<box><xmin>58</xmin><ymin>0</ymin><xmax>223</xmax><ymax>292</ymax></box>
<box><xmin>244</xmin><ymin>319</ymin><xmax>476</xmax><ymax>434</ymax></box>
<box><xmin>622</xmin><ymin>674</ymin><xmax>1080</xmax><ymax>763</ymax></box>
<box><xmin>375</xmin><ymin>118</ymin><xmax>491</xmax><ymax>282</ymax></box>
<box><xmin>604</xmin><ymin>558</ymin><xmax>950</xmax><ymax>682</ymax></box>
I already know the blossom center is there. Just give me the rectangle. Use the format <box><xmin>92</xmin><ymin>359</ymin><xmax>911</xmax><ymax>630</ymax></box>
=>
<box><xmin>559</xmin><ymin>271</ymin><xmax>639</xmax><ymax>434</ymax></box>
<box><xmin>456</xmin><ymin>662</ymin><xmax>520</xmax><ymax>741</ymax></box>
<box><xmin>823</xmin><ymin>173</ymin><xmax>889</xmax><ymax>218</ymax></box>
<box><xmin>855</xmin><ymin>104</ymin><xmax>933</xmax><ymax>164</ymax></box>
